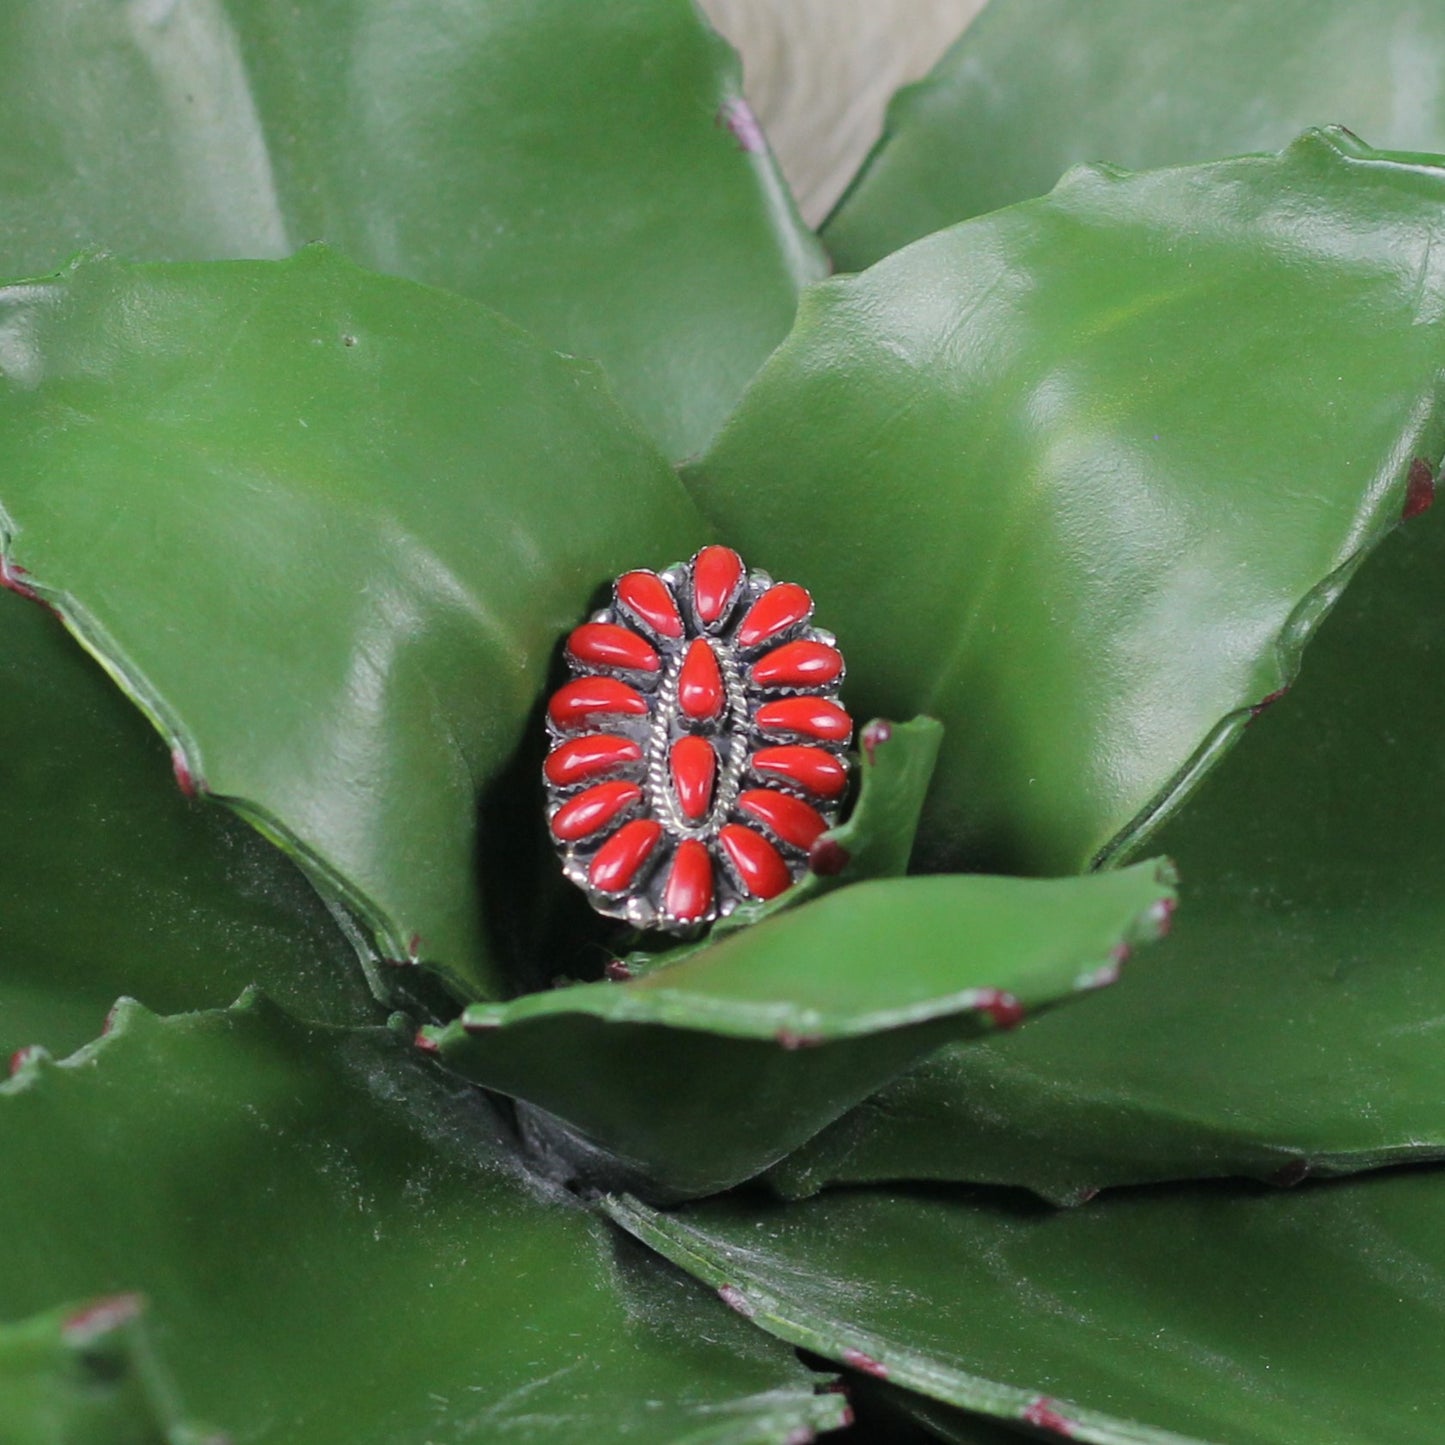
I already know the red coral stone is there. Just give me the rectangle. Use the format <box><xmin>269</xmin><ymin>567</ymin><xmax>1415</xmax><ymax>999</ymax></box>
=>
<box><xmin>752</xmin><ymin>745</ymin><xmax>848</xmax><ymax>799</ymax></box>
<box><xmin>751</xmin><ymin>639</ymin><xmax>843</xmax><ymax>688</ymax></box>
<box><xmin>566</xmin><ymin>621</ymin><xmax>660</xmax><ymax>673</ymax></box>
<box><xmin>664</xmin><ymin>838</ymin><xmax>715</xmax><ymax>922</ymax></box>
<box><xmin>737</xmin><ymin>788</ymin><xmax>829</xmax><ymax>850</ymax></box>
<box><xmin>692</xmin><ymin>545</ymin><xmax>744</xmax><ymax>626</ymax></box>
<box><xmin>670</xmin><ymin>735</ymin><xmax>717</xmax><ymax>823</ymax></box>
<box><xmin>736</xmin><ymin>583</ymin><xmax>812</xmax><ymax>649</ymax></box>
<box><xmin>550</xmin><ymin>780</ymin><xmax>643</xmax><ymax>842</ymax></box>
<box><xmin>544</xmin><ymin>733</ymin><xmax>643</xmax><ymax>788</ymax></box>
<box><xmin>677</xmin><ymin>637</ymin><xmax>726</xmax><ymax>722</ymax></box>
<box><xmin>548</xmin><ymin>676</ymin><xmax>649</xmax><ymax>730</ymax></box>
<box><xmin>589</xmin><ymin>818</ymin><xmax>663</xmax><ymax>893</ymax></box>
<box><xmin>617</xmin><ymin>569</ymin><xmax>683</xmax><ymax>639</ymax></box>
<box><xmin>719</xmin><ymin>824</ymin><xmax>793</xmax><ymax>899</ymax></box>
<box><xmin>755</xmin><ymin>696</ymin><xmax>854</xmax><ymax>743</ymax></box>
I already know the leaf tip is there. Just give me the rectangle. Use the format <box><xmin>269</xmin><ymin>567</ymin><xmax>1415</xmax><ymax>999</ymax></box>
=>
<box><xmin>807</xmin><ymin>836</ymin><xmax>850</xmax><ymax>877</ymax></box>
<box><xmin>170</xmin><ymin>744</ymin><xmax>201</xmax><ymax>798</ymax></box>
<box><xmin>0</xmin><ymin>555</ymin><xmax>40</xmax><ymax>601</ymax></box>
<box><xmin>977</xmin><ymin>989</ymin><xmax>1026</xmax><ymax>1031</ymax></box>
<box><xmin>7</xmin><ymin>1044</ymin><xmax>47</xmax><ymax>1078</ymax></box>
<box><xmin>840</xmin><ymin>1346</ymin><xmax>889</xmax><ymax>1380</ymax></box>
<box><xmin>718</xmin><ymin>1283</ymin><xmax>755</xmax><ymax>1318</ymax></box>
<box><xmin>61</xmin><ymin>1293</ymin><xmax>145</xmax><ymax>1346</ymax></box>
<box><xmin>775</xmin><ymin>1028</ymin><xmax>824</xmax><ymax>1050</ymax></box>
<box><xmin>1249</xmin><ymin>685</ymin><xmax>1291</xmax><ymax>723</ymax></box>
<box><xmin>717</xmin><ymin>97</ymin><xmax>767</xmax><ymax>155</ymax></box>
<box><xmin>1139</xmin><ymin>894</ymin><xmax>1178</xmax><ymax>944</ymax></box>
<box><xmin>1073</xmin><ymin>956</ymin><xmax>1123</xmax><ymax>992</ymax></box>
<box><xmin>1022</xmin><ymin>1396</ymin><xmax>1077</xmax><ymax>1436</ymax></box>
<box><xmin>1404</xmin><ymin>457</ymin><xmax>1436</xmax><ymax>521</ymax></box>
<box><xmin>860</xmin><ymin>718</ymin><xmax>893</xmax><ymax>765</ymax></box>
<box><xmin>1270</xmin><ymin>1156</ymin><xmax>1312</xmax><ymax>1188</ymax></box>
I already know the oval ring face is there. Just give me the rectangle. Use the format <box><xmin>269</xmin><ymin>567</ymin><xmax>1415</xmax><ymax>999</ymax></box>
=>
<box><xmin>543</xmin><ymin>546</ymin><xmax>854</xmax><ymax>934</ymax></box>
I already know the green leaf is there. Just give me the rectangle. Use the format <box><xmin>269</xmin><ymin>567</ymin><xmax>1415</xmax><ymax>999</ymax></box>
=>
<box><xmin>685</xmin><ymin>131</ymin><xmax>1445</xmax><ymax>879</ymax></box>
<box><xmin>826</xmin><ymin>0</ymin><xmax>1445</xmax><ymax>269</ymax></box>
<box><xmin>623</xmin><ymin>715</ymin><xmax>943</xmax><ymax>979</ymax></box>
<box><xmin>423</xmin><ymin>860</ymin><xmax>1175</xmax><ymax>1198</ymax></box>
<box><xmin>0</xmin><ymin>249</ymin><xmax>708</xmax><ymax>1000</ymax></box>
<box><xmin>607</xmin><ymin>1167</ymin><xmax>1445</xmax><ymax>1445</ymax></box>
<box><xmin>0</xmin><ymin>1295</ymin><xmax>211</xmax><ymax>1445</ymax></box>
<box><xmin>0</xmin><ymin>996</ymin><xmax>849</xmax><ymax>1445</ymax></box>
<box><xmin>0</xmin><ymin>588</ymin><xmax>381</xmax><ymax>1061</ymax></box>
<box><xmin>0</xmin><ymin>0</ymin><xmax>824</xmax><ymax>457</ymax></box>
<box><xmin>769</xmin><ymin>504</ymin><xmax>1445</xmax><ymax>1205</ymax></box>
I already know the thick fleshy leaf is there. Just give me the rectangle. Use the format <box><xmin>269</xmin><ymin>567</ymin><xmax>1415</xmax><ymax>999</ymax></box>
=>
<box><xmin>774</xmin><ymin>502</ymin><xmax>1445</xmax><ymax>1202</ymax></box>
<box><xmin>0</xmin><ymin>250</ymin><xmax>708</xmax><ymax>1000</ymax></box>
<box><xmin>769</xmin><ymin>504</ymin><xmax>1445</xmax><ymax>1205</ymax></box>
<box><xmin>0</xmin><ymin>0</ymin><xmax>825</xmax><ymax>457</ymax></box>
<box><xmin>0</xmin><ymin>1295</ymin><xmax>210</xmax><ymax>1445</ymax></box>
<box><xmin>686</xmin><ymin>131</ymin><xmax>1445</xmax><ymax>879</ymax></box>
<box><xmin>825</xmin><ymin>0</ymin><xmax>1445</xmax><ymax>269</ymax></box>
<box><xmin>0</xmin><ymin>996</ymin><xmax>848</xmax><ymax>1445</ymax></box>
<box><xmin>423</xmin><ymin>860</ymin><xmax>1174</xmax><ymax>1198</ymax></box>
<box><xmin>607</xmin><ymin>1168</ymin><xmax>1445</xmax><ymax>1444</ymax></box>
<box><xmin>0</xmin><ymin>589</ymin><xmax>381</xmax><ymax>1061</ymax></box>
<box><xmin>623</xmin><ymin>715</ymin><xmax>943</xmax><ymax>979</ymax></box>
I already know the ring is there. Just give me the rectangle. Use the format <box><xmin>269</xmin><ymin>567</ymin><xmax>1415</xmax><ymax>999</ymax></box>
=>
<box><xmin>543</xmin><ymin>546</ymin><xmax>854</xmax><ymax>934</ymax></box>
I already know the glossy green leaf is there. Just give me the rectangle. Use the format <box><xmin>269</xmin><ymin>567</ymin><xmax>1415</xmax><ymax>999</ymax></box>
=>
<box><xmin>0</xmin><ymin>1295</ymin><xmax>210</xmax><ymax>1445</ymax></box>
<box><xmin>0</xmin><ymin>995</ymin><xmax>848</xmax><ymax>1445</ymax></box>
<box><xmin>608</xmin><ymin>1168</ymin><xmax>1445</xmax><ymax>1444</ymax></box>
<box><xmin>0</xmin><ymin>250</ymin><xmax>708</xmax><ymax>1000</ymax></box>
<box><xmin>0</xmin><ymin>0</ymin><xmax>825</xmax><ymax>458</ymax></box>
<box><xmin>770</xmin><ymin>504</ymin><xmax>1445</xmax><ymax>1205</ymax></box>
<box><xmin>826</xmin><ymin>0</ymin><xmax>1445</xmax><ymax>269</ymax></box>
<box><xmin>0</xmin><ymin>588</ymin><xmax>381</xmax><ymax>1062</ymax></box>
<box><xmin>423</xmin><ymin>860</ymin><xmax>1174</xmax><ymax>1198</ymax></box>
<box><xmin>624</xmin><ymin>715</ymin><xmax>943</xmax><ymax>979</ymax></box>
<box><xmin>686</xmin><ymin>131</ymin><xmax>1445</xmax><ymax>879</ymax></box>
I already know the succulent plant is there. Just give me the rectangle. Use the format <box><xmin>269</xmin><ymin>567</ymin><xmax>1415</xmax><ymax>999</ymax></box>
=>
<box><xmin>3</xmin><ymin>2</ymin><xmax>1445</xmax><ymax>1441</ymax></box>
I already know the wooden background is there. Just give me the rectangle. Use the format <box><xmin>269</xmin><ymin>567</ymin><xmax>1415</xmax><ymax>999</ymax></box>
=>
<box><xmin>697</xmin><ymin>0</ymin><xmax>988</xmax><ymax>224</ymax></box>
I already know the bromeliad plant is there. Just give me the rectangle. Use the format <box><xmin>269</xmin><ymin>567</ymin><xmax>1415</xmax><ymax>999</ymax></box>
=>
<box><xmin>3</xmin><ymin>1</ymin><xmax>1445</xmax><ymax>1440</ymax></box>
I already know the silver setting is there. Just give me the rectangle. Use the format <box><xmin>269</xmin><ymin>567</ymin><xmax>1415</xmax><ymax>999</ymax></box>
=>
<box><xmin>544</xmin><ymin>549</ymin><xmax>852</xmax><ymax>935</ymax></box>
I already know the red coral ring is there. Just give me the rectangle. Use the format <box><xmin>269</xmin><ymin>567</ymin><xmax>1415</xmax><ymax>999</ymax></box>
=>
<box><xmin>543</xmin><ymin>546</ymin><xmax>854</xmax><ymax>934</ymax></box>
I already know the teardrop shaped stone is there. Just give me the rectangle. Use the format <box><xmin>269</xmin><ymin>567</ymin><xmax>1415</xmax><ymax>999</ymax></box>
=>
<box><xmin>751</xmin><ymin>745</ymin><xmax>848</xmax><ymax>799</ymax></box>
<box><xmin>664</xmin><ymin>838</ymin><xmax>714</xmax><ymax>923</ymax></box>
<box><xmin>589</xmin><ymin>818</ymin><xmax>663</xmax><ymax>893</ymax></box>
<box><xmin>566</xmin><ymin>621</ymin><xmax>660</xmax><ymax>673</ymax></box>
<box><xmin>677</xmin><ymin>637</ymin><xmax>726</xmax><ymax>722</ymax></box>
<box><xmin>550</xmin><ymin>780</ymin><xmax>643</xmax><ymax>842</ymax></box>
<box><xmin>692</xmin><ymin>545</ymin><xmax>744</xmax><ymax>627</ymax></box>
<box><xmin>736</xmin><ymin>582</ymin><xmax>812</xmax><ymax>649</ymax></box>
<box><xmin>719</xmin><ymin>824</ymin><xmax>792</xmax><ymax>899</ymax></box>
<box><xmin>754</xmin><ymin>696</ymin><xmax>854</xmax><ymax>743</ymax></box>
<box><xmin>750</xmin><ymin>639</ymin><xmax>843</xmax><ymax>689</ymax></box>
<box><xmin>670</xmin><ymin>735</ymin><xmax>718</xmax><ymax>823</ymax></box>
<box><xmin>544</xmin><ymin>733</ymin><xmax>644</xmax><ymax>788</ymax></box>
<box><xmin>616</xmin><ymin>569</ymin><xmax>683</xmax><ymax>639</ymax></box>
<box><xmin>547</xmin><ymin>676</ymin><xmax>649</xmax><ymax>731</ymax></box>
<box><xmin>737</xmin><ymin>788</ymin><xmax>829</xmax><ymax>851</ymax></box>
